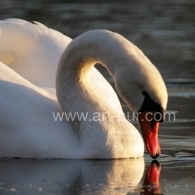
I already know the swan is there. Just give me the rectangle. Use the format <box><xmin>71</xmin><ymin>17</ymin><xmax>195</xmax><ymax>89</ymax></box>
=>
<box><xmin>0</xmin><ymin>19</ymin><xmax>167</xmax><ymax>159</ymax></box>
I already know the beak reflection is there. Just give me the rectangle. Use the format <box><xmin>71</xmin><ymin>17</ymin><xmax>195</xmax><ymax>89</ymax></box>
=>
<box><xmin>141</xmin><ymin>160</ymin><xmax>163</xmax><ymax>195</ymax></box>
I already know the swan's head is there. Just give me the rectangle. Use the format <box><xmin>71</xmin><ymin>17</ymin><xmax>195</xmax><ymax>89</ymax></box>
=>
<box><xmin>114</xmin><ymin>43</ymin><xmax>168</xmax><ymax>159</ymax></box>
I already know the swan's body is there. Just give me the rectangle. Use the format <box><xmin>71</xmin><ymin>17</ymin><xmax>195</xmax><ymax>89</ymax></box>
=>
<box><xmin>0</xmin><ymin>19</ymin><xmax>167</xmax><ymax>159</ymax></box>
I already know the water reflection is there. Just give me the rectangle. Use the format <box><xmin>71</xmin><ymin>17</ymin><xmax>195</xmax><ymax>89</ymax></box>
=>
<box><xmin>141</xmin><ymin>160</ymin><xmax>162</xmax><ymax>195</ymax></box>
<box><xmin>1</xmin><ymin>158</ymin><xmax>195</xmax><ymax>194</ymax></box>
<box><xmin>0</xmin><ymin>158</ymin><xmax>145</xmax><ymax>194</ymax></box>
<box><xmin>0</xmin><ymin>158</ymin><xmax>170</xmax><ymax>194</ymax></box>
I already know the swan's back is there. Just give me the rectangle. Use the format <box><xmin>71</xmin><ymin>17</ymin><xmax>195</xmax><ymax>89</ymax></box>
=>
<box><xmin>0</xmin><ymin>19</ymin><xmax>71</xmax><ymax>88</ymax></box>
<box><xmin>0</xmin><ymin>19</ymin><xmax>123</xmax><ymax>112</ymax></box>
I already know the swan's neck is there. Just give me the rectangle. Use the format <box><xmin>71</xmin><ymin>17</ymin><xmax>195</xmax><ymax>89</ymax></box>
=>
<box><xmin>56</xmin><ymin>31</ymin><xmax>127</xmax><ymax>113</ymax></box>
<box><xmin>56</xmin><ymin>30</ymin><xmax>129</xmax><ymax>119</ymax></box>
<box><xmin>56</xmin><ymin>30</ymin><xmax>144</xmax><ymax>158</ymax></box>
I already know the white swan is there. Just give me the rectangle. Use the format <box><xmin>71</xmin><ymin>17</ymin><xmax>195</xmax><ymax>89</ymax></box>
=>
<box><xmin>0</xmin><ymin>19</ymin><xmax>167</xmax><ymax>159</ymax></box>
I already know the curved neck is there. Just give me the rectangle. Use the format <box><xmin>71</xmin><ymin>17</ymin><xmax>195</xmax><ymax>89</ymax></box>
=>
<box><xmin>55</xmin><ymin>30</ymin><xmax>131</xmax><ymax>148</ymax></box>
<box><xmin>56</xmin><ymin>30</ymin><xmax>132</xmax><ymax>113</ymax></box>
<box><xmin>55</xmin><ymin>30</ymin><xmax>147</xmax><ymax>158</ymax></box>
<box><xmin>56</xmin><ymin>30</ymin><xmax>142</xmax><ymax>114</ymax></box>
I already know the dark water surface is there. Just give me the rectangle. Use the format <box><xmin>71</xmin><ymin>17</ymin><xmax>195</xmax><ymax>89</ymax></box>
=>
<box><xmin>0</xmin><ymin>159</ymin><xmax>195</xmax><ymax>195</ymax></box>
<box><xmin>0</xmin><ymin>1</ymin><xmax>195</xmax><ymax>194</ymax></box>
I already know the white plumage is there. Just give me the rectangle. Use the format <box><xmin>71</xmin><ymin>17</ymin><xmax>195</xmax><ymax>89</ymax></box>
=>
<box><xmin>0</xmin><ymin>19</ymin><xmax>167</xmax><ymax>158</ymax></box>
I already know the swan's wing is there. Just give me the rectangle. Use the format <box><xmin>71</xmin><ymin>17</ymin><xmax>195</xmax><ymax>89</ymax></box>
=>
<box><xmin>0</xmin><ymin>19</ymin><xmax>71</xmax><ymax>88</ymax></box>
<box><xmin>0</xmin><ymin>62</ymin><xmax>80</xmax><ymax>158</ymax></box>
<box><xmin>0</xmin><ymin>19</ymin><xmax>123</xmax><ymax>113</ymax></box>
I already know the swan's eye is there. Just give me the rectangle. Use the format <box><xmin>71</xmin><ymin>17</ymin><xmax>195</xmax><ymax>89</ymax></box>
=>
<box><xmin>139</xmin><ymin>91</ymin><xmax>165</xmax><ymax>122</ymax></box>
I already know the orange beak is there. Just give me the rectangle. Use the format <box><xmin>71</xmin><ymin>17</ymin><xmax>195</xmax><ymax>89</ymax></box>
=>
<box><xmin>138</xmin><ymin>111</ymin><xmax>161</xmax><ymax>158</ymax></box>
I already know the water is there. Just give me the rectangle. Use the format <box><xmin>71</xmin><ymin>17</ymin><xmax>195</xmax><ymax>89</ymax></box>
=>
<box><xmin>0</xmin><ymin>1</ymin><xmax>195</xmax><ymax>194</ymax></box>
<box><xmin>0</xmin><ymin>159</ymin><xmax>195</xmax><ymax>194</ymax></box>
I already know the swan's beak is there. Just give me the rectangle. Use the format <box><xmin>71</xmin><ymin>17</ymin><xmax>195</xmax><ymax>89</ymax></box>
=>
<box><xmin>138</xmin><ymin>111</ymin><xmax>161</xmax><ymax>159</ymax></box>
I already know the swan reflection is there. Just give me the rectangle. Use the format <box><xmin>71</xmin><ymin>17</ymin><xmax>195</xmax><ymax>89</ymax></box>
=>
<box><xmin>0</xmin><ymin>158</ymin><xmax>144</xmax><ymax>194</ymax></box>
<box><xmin>0</xmin><ymin>158</ymin><xmax>164</xmax><ymax>194</ymax></box>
